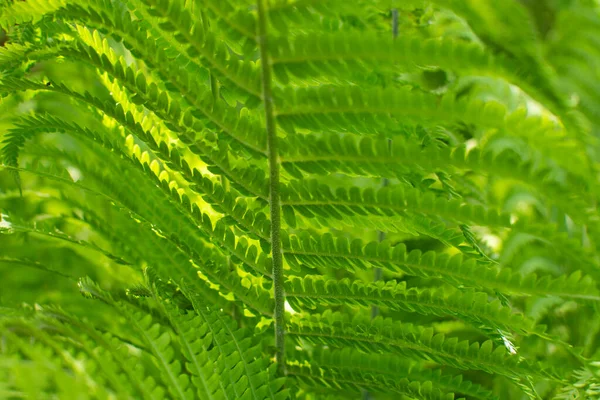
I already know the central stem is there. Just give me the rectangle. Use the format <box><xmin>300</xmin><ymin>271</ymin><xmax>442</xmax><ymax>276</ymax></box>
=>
<box><xmin>257</xmin><ymin>0</ymin><xmax>286</xmax><ymax>375</ymax></box>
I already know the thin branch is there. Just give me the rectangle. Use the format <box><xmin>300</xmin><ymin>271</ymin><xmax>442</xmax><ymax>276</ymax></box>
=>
<box><xmin>257</xmin><ymin>0</ymin><xmax>286</xmax><ymax>375</ymax></box>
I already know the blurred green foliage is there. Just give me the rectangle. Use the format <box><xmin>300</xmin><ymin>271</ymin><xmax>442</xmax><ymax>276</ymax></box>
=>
<box><xmin>1</xmin><ymin>0</ymin><xmax>600</xmax><ymax>399</ymax></box>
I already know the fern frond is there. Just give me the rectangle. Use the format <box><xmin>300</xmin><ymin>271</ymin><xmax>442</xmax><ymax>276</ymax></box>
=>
<box><xmin>269</xmin><ymin>32</ymin><xmax>555</xmax><ymax>108</ymax></box>
<box><xmin>279</xmin><ymin>133</ymin><xmax>596</xmax><ymax>230</ymax></box>
<box><xmin>0</xmin><ymin>0</ymin><xmax>67</xmax><ymax>30</ymax></box>
<box><xmin>0</xmin><ymin>215</ymin><xmax>132</xmax><ymax>266</ymax></box>
<box><xmin>2</xmin><ymin>111</ymin><xmax>274</xmax><ymax>275</ymax></box>
<box><xmin>294</xmin><ymin>347</ymin><xmax>499</xmax><ymax>400</ymax></box>
<box><xmin>0</xmin><ymin>77</ymin><xmax>269</xmax><ymax>198</ymax></box>
<box><xmin>133</xmin><ymin>0</ymin><xmax>261</xmax><ymax>98</ymax></box>
<box><xmin>199</xmin><ymin>0</ymin><xmax>257</xmax><ymax>44</ymax></box>
<box><xmin>275</xmin><ymin>85</ymin><xmax>585</xmax><ymax>167</ymax></box>
<box><xmin>282</xmin><ymin>231</ymin><xmax>600</xmax><ymax>302</ymax></box>
<box><xmin>180</xmin><ymin>282</ymin><xmax>289</xmax><ymax>400</ymax></box>
<box><xmin>285</xmin><ymin>276</ymin><xmax>541</xmax><ymax>337</ymax></box>
<box><xmin>287</xmin><ymin>311</ymin><xmax>562</xmax><ymax>382</ymax></box>
<box><xmin>281</xmin><ymin>179</ymin><xmax>510</xmax><ymax>229</ymax></box>
<box><xmin>287</xmin><ymin>363</ymin><xmax>455</xmax><ymax>400</ymax></box>
<box><xmin>4</xmin><ymin>147</ymin><xmax>273</xmax><ymax>314</ymax></box>
<box><xmin>78</xmin><ymin>278</ymin><xmax>195</xmax><ymax>399</ymax></box>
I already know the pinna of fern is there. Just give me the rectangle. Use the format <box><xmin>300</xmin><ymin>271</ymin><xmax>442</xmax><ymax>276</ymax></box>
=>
<box><xmin>1</xmin><ymin>0</ymin><xmax>600</xmax><ymax>399</ymax></box>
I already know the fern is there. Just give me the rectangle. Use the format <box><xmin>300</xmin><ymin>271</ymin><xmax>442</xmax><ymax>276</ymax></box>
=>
<box><xmin>1</xmin><ymin>0</ymin><xmax>600</xmax><ymax>399</ymax></box>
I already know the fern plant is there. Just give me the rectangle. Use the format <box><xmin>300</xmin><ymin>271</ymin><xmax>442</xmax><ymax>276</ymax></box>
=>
<box><xmin>1</xmin><ymin>0</ymin><xmax>600</xmax><ymax>398</ymax></box>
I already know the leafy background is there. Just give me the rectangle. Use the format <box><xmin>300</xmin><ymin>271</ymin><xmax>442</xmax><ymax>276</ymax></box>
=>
<box><xmin>1</xmin><ymin>0</ymin><xmax>600</xmax><ymax>399</ymax></box>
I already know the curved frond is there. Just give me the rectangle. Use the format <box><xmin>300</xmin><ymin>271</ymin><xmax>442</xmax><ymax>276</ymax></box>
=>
<box><xmin>287</xmin><ymin>311</ymin><xmax>562</xmax><ymax>381</ymax></box>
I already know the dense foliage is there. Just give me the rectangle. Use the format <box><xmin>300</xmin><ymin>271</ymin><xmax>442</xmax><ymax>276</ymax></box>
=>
<box><xmin>1</xmin><ymin>0</ymin><xmax>600</xmax><ymax>399</ymax></box>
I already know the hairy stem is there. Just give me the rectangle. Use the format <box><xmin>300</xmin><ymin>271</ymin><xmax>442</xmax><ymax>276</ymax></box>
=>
<box><xmin>257</xmin><ymin>0</ymin><xmax>286</xmax><ymax>375</ymax></box>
